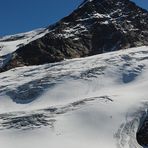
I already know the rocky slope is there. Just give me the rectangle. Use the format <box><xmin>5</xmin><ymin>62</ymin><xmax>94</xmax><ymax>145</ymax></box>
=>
<box><xmin>0</xmin><ymin>0</ymin><xmax>148</xmax><ymax>72</ymax></box>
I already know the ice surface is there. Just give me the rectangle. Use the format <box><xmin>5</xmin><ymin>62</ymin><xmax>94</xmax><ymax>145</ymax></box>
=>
<box><xmin>0</xmin><ymin>46</ymin><xmax>148</xmax><ymax>148</ymax></box>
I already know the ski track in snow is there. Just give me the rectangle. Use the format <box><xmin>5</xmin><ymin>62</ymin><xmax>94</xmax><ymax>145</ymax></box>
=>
<box><xmin>0</xmin><ymin>46</ymin><xmax>148</xmax><ymax>148</ymax></box>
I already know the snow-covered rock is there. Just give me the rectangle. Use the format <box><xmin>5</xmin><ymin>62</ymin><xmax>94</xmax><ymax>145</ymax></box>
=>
<box><xmin>0</xmin><ymin>28</ymin><xmax>49</xmax><ymax>68</ymax></box>
<box><xmin>0</xmin><ymin>0</ymin><xmax>147</xmax><ymax>71</ymax></box>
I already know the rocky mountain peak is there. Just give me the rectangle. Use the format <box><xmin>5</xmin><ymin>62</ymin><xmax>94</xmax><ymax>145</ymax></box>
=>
<box><xmin>0</xmin><ymin>0</ymin><xmax>148</xmax><ymax>72</ymax></box>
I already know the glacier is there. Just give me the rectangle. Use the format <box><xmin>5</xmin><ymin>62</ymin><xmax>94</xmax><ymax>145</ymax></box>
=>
<box><xmin>0</xmin><ymin>46</ymin><xmax>148</xmax><ymax>148</ymax></box>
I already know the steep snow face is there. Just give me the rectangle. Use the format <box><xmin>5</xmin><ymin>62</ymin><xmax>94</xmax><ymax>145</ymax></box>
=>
<box><xmin>0</xmin><ymin>46</ymin><xmax>148</xmax><ymax>148</ymax></box>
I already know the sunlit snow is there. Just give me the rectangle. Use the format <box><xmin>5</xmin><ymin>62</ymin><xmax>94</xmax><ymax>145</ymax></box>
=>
<box><xmin>0</xmin><ymin>46</ymin><xmax>148</xmax><ymax>148</ymax></box>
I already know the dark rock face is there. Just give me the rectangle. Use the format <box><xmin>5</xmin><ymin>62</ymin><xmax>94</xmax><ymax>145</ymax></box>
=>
<box><xmin>1</xmin><ymin>0</ymin><xmax>148</xmax><ymax>71</ymax></box>
<box><xmin>137</xmin><ymin>115</ymin><xmax>148</xmax><ymax>146</ymax></box>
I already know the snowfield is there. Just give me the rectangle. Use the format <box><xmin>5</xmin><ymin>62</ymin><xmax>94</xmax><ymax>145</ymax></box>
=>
<box><xmin>0</xmin><ymin>46</ymin><xmax>148</xmax><ymax>148</ymax></box>
<box><xmin>0</xmin><ymin>28</ymin><xmax>49</xmax><ymax>68</ymax></box>
<box><xmin>0</xmin><ymin>28</ymin><xmax>49</xmax><ymax>56</ymax></box>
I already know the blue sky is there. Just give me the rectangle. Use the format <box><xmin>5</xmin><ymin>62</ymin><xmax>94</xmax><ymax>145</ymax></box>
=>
<box><xmin>0</xmin><ymin>0</ymin><xmax>147</xmax><ymax>36</ymax></box>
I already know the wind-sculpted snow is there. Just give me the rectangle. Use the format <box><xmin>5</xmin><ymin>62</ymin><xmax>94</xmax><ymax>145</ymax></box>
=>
<box><xmin>0</xmin><ymin>46</ymin><xmax>148</xmax><ymax>148</ymax></box>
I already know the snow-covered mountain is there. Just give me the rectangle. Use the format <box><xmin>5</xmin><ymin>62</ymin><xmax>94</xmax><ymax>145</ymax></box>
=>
<box><xmin>0</xmin><ymin>46</ymin><xmax>148</xmax><ymax>148</ymax></box>
<box><xmin>0</xmin><ymin>0</ymin><xmax>148</xmax><ymax>148</ymax></box>
<box><xmin>0</xmin><ymin>0</ymin><xmax>147</xmax><ymax>72</ymax></box>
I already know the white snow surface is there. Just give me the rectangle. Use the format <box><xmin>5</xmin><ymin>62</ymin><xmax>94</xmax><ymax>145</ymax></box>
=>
<box><xmin>0</xmin><ymin>28</ymin><xmax>49</xmax><ymax>68</ymax></box>
<box><xmin>0</xmin><ymin>46</ymin><xmax>148</xmax><ymax>148</ymax></box>
<box><xmin>0</xmin><ymin>28</ymin><xmax>49</xmax><ymax>56</ymax></box>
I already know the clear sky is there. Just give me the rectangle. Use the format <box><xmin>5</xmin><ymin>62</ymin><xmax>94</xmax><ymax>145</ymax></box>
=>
<box><xmin>0</xmin><ymin>0</ymin><xmax>147</xmax><ymax>36</ymax></box>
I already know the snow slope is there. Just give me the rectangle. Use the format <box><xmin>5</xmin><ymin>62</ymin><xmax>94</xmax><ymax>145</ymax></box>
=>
<box><xmin>0</xmin><ymin>28</ymin><xmax>49</xmax><ymax>68</ymax></box>
<box><xmin>0</xmin><ymin>28</ymin><xmax>49</xmax><ymax>56</ymax></box>
<box><xmin>0</xmin><ymin>46</ymin><xmax>148</xmax><ymax>148</ymax></box>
